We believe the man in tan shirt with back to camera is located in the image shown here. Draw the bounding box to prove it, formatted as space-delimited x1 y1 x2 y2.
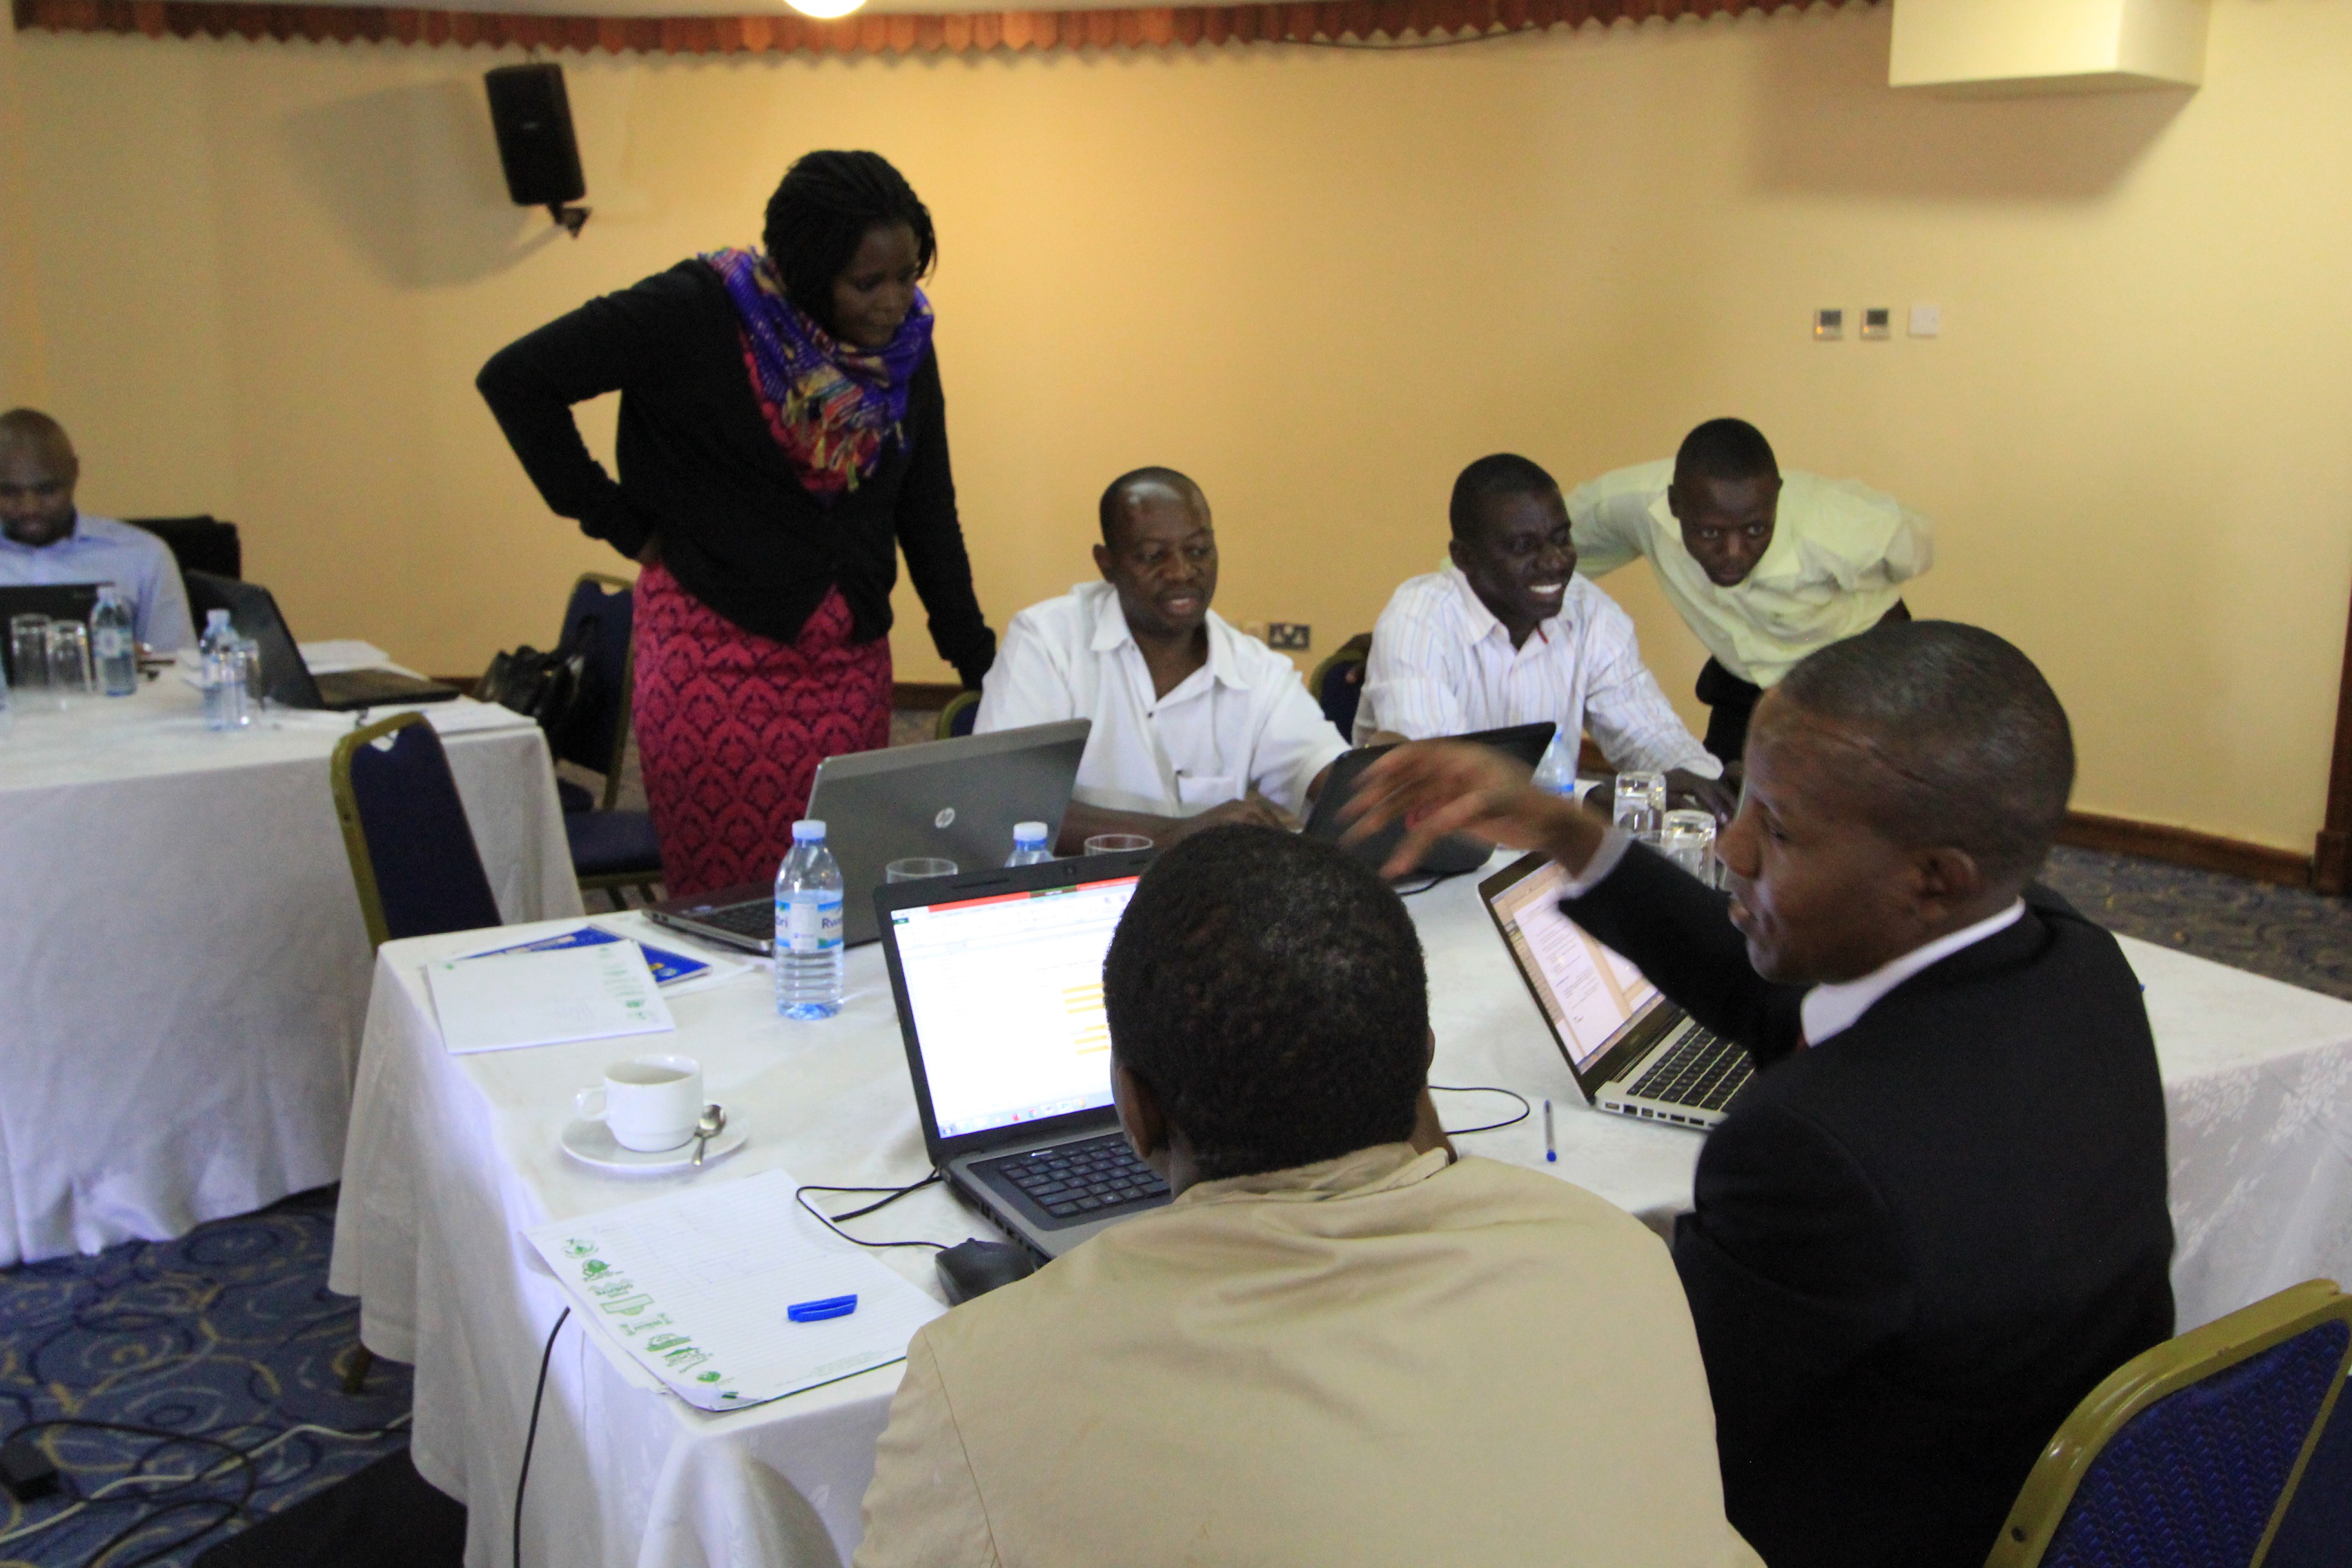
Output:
853 825 1759 1568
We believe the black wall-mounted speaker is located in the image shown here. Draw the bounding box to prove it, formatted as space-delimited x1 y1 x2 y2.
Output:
484 63 586 212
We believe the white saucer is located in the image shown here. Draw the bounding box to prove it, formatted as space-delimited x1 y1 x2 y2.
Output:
560 1115 746 1174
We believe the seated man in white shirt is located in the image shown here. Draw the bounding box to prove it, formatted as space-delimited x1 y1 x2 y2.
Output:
1357 452 1731 817
1568 418 1931 768
975 467 1349 851
854 825 1760 1568
0 408 195 652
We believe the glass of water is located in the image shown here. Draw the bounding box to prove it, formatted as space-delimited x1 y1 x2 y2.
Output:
1083 834 1154 855
45 621 93 708
884 858 959 883
10 614 51 693
235 637 264 725
1660 808 1718 886
1612 771 1667 841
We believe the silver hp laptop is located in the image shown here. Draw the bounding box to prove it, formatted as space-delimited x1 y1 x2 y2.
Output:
875 851 1170 1261
1481 852 1753 1130
645 719 1091 952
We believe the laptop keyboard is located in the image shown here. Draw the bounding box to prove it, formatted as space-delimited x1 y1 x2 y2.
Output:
1627 1027 1754 1113
979 1132 1171 1220
674 901 771 939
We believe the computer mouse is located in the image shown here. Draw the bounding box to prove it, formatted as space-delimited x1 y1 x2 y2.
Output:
935 1239 1037 1305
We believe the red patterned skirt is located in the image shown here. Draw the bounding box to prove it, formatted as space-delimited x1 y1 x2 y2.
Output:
633 562 893 897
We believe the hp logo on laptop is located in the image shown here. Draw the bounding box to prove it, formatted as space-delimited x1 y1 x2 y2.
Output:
935 808 956 829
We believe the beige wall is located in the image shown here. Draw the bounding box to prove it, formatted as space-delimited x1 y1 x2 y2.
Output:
4 2 2348 851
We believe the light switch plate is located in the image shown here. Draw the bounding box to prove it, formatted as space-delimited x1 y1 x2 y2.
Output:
1814 308 1844 341
1909 304 1942 338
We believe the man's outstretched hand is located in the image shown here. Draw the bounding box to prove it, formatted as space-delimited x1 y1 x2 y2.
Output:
1665 768 1739 824
1338 741 1607 881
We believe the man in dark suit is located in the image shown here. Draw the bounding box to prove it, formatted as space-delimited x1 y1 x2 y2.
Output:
1344 621 2173 1568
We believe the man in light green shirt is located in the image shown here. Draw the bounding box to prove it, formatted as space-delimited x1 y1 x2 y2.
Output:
1568 418 1932 766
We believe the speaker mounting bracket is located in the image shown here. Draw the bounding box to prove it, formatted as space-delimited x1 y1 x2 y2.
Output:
547 203 590 239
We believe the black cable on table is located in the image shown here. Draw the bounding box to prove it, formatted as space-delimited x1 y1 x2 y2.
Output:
1431 1083 1533 1136
514 1305 570 1568
795 1171 950 1251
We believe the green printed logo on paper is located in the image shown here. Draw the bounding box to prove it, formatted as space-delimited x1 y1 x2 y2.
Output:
699 1373 725 1384
580 1259 612 1278
561 1239 597 1258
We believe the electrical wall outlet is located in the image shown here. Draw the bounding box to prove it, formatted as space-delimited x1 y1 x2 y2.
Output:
1267 623 1312 651
1814 307 1844 341
1861 307 1892 340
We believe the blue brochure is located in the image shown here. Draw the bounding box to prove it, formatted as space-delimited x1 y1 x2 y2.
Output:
466 924 710 987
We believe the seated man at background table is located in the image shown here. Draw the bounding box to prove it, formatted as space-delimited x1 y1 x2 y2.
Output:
1344 621 2172 1568
975 467 1348 852
854 825 1759 1568
0 408 194 652
1356 452 1731 817
1568 419 1931 768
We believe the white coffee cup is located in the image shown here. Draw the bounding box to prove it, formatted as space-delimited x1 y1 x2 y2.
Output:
575 1054 703 1153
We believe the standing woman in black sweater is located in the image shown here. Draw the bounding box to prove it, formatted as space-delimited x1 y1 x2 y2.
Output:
479 151 996 897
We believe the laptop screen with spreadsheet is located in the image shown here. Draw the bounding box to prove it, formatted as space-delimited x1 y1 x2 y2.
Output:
887 875 1141 1140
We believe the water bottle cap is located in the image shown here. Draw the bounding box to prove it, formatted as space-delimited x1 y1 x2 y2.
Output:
206 609 232 629
96 583 120 604
1013 821 1048 843
791 820 826 843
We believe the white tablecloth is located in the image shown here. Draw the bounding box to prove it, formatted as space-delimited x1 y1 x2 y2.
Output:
328 869 2352 1568
0 679 581 1266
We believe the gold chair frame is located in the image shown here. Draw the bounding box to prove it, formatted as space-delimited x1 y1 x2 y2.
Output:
329 710 434 954
1987 1277 2352 1568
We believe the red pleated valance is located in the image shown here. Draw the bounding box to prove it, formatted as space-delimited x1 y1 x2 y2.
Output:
11 0 1864 55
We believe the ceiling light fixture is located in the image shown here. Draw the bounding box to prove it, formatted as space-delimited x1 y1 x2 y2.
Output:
786 0 866 16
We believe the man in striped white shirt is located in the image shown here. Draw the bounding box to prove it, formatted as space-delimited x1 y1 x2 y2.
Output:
1356 454 1732 818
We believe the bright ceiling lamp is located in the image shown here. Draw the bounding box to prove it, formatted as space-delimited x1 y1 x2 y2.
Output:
787 0 866 16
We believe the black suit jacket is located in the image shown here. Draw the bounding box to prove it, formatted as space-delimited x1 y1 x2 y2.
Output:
1564 848 2174 1568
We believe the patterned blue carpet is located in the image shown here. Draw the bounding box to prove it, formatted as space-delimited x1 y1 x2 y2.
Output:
0 1188 413 1568
2041 846 2352 1002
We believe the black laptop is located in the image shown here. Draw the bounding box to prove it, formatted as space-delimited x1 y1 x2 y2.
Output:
184 572 457 711
875 849 1170 1261
1302 721 1557 876
0 583 103 684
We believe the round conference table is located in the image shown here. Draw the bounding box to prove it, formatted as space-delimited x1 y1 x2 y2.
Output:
0 674 580 1267
329 862 2352 1568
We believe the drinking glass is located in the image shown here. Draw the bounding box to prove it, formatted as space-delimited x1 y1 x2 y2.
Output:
1611 771 1667 842
235 637 264 725
1659 809 1718 886
1083 834 1153 855
45 621 93 708
10 614 50 693
884 858 959 883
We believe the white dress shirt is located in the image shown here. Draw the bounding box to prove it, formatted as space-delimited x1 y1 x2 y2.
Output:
1354 564 1719 779
0 511 195 650
1800 899 2026 1045
975 580 1350 818
1568 461 1932 688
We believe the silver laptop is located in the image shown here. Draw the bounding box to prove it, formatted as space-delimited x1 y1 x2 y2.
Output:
645 719 1091 952
875 851 1171 1261
1480 852 1754 1130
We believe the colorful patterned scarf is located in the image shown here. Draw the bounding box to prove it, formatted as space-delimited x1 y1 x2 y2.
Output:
702 246 934 501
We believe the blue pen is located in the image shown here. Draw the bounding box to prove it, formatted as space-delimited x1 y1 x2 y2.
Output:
788 1294 858 1323
1543 1099 1556 1163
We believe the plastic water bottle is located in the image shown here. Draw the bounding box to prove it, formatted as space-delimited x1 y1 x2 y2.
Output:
1005 822 1053 867
1532 729 1579 797
0 666 12 741
775 820 844 1021
91 586 137 697
199 609 244 731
